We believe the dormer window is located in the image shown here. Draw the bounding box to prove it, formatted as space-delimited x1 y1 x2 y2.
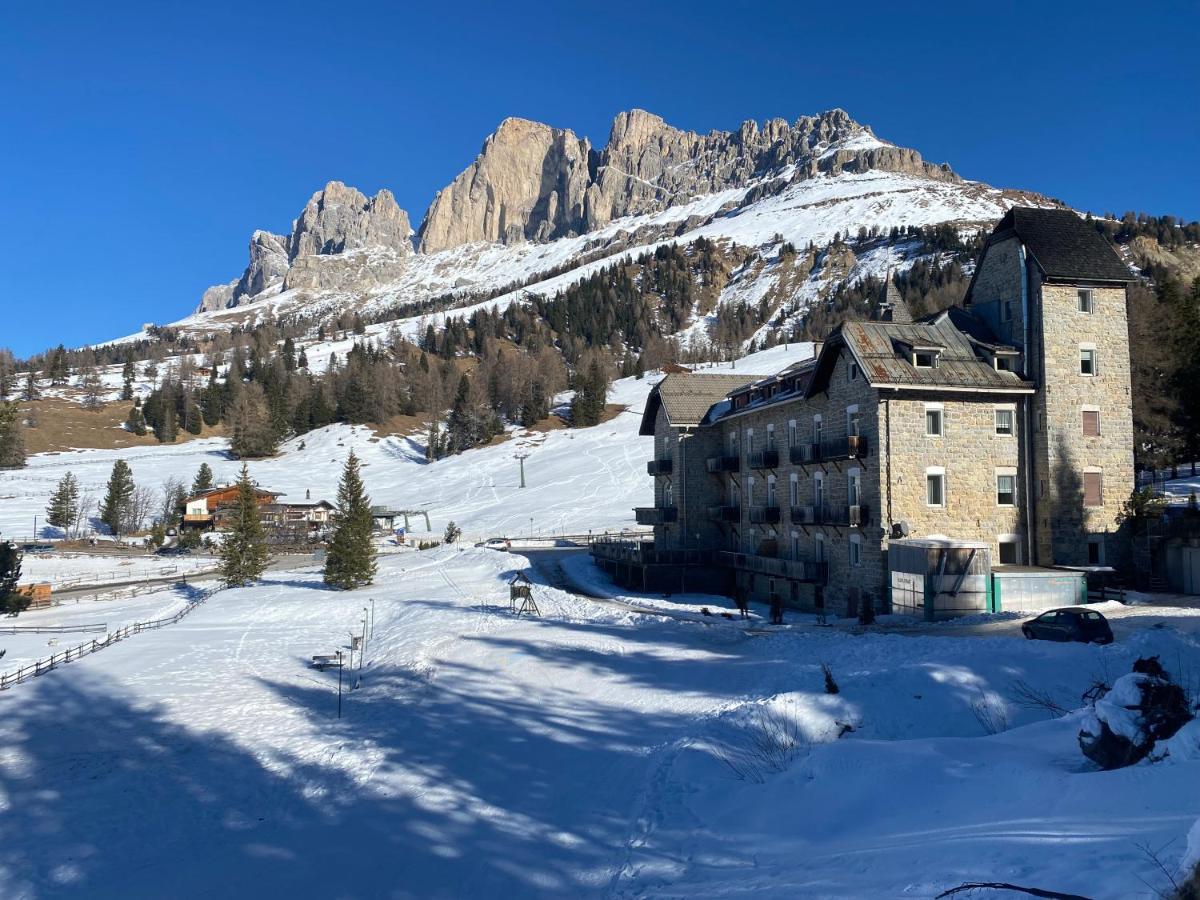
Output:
914 350 938 368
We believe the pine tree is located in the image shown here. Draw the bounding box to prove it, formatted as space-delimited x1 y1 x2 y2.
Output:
219 464 270 587
226 383 277 458
99 459 136 537
0 541 28 616
125 402 147 436
192 463 214 495
120 355 136 401
46 471 79 531
0 402 26 469
80 369 105 409
323 451 377 590
297 347 309 369
22 371 38 401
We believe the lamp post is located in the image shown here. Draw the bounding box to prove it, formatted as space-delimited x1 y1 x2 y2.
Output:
529 517 534 540
336 650 344 718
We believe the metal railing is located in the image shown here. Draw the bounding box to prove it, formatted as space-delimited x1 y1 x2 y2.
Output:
788 504 869 526
789 435 869 464
646 458 673 476
634 507 678 525
749 505 781 524
748 449 780 469
707 504 740 522
716 552 827 582
706 455 740 474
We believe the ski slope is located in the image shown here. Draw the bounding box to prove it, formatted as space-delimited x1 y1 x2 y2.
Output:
0 547 1196 898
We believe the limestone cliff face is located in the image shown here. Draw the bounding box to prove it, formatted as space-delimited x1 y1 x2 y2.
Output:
416 109 957 253
417 118 593 253
584 108 956 230
288 181 412 261
197 181 413 310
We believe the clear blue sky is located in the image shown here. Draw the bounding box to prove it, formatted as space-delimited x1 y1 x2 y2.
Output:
2 0 1197 358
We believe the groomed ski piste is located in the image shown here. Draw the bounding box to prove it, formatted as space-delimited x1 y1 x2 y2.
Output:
2 344 1199 898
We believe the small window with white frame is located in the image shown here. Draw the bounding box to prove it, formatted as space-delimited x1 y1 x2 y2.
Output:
788 419 797 448
789 473 799 507
846 404 860 437
925 403 944 437
766 424 775 449
926 466 946 507
1077 289 1094 314
994 406 1015 436
914 350 938 368
1079 346 1098 376
849 533 862 567
997 535 1021 565
996 469 1017 506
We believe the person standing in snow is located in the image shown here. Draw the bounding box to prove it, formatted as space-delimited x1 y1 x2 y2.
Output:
770 593 783 625
814 585 827 626
735 587 749 619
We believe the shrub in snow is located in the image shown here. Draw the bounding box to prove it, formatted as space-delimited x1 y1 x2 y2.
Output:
1078 658 1193 770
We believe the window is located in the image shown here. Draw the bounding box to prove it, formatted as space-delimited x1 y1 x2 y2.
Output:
789 473 799 507
849 361 860 381
1082 409 1101 437
766 424 775 449
925 404 943 437
846 405 861 438
767 475 777 507
998 538 1020 565
1079 348 1097 376
730 431 739 457
996 473 1016 506
848 468 861 507
813 472 825 510
788 419 797 448
914 351 938 368
1078 289 1094 313
849 534 862 567
1083 471 1103 507
994 408 1014 436
813 415 823 447
730 482 740 506
746 476 756 506
1087 536 1105 565
926 468 945 507
664 481 674 507
790 531 800 561
814 533 826 563
745 429 755 455
1000 299 1013 322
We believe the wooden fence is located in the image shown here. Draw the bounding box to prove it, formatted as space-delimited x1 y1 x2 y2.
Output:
0 586 219 691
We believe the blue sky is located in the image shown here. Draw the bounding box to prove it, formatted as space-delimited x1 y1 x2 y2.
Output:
2 0 1197 357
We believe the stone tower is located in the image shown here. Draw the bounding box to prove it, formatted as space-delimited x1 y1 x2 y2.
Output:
965 208 1135 567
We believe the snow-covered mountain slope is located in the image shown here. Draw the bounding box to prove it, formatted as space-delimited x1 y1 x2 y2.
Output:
0 344 809 543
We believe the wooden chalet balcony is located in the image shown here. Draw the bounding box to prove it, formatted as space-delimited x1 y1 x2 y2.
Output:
790 504 869 527
789 435 869 465
706 455 741 473
748 505 781 524
707 504 741 522
646 458 673 476
635 506 678 526
747 449 780 469
716 551 827 583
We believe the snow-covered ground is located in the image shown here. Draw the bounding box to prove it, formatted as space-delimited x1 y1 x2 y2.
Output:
0 546 1196 898
18 553 217 588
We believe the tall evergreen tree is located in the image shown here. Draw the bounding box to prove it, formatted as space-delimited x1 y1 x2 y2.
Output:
46 471 80 531
22 371 39 402
0 402 26 469
99 459 136 537
323 451 377 590
120 354 136 401
219 464 270 587
125 402 147 436
192 463 215 495
0 542 28 616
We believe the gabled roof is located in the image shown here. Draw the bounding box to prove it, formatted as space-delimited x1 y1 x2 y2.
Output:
808 310 1034 395
639 372 761 435
990 207 1134 284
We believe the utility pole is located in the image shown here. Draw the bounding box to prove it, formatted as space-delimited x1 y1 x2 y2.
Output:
515 452 528 488
336 650 344 718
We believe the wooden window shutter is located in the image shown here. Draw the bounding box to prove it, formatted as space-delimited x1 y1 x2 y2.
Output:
1083 471 1103 507
1082 410 1100 437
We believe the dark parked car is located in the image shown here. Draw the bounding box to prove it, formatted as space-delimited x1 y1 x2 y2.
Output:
1022 608 1113 644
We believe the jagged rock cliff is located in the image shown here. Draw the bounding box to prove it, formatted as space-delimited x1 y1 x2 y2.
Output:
199 181 413 310
417 118 593 253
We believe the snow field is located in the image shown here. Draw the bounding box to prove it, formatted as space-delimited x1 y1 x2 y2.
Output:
0 546 1196 897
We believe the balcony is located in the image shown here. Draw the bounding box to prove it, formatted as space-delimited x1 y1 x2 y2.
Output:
707 504 740 522
591 539 712 567
789 435 869 464
635 506 678 526
790 505 814 524
756 539 779 558
748 449 780 469
716 551 827 583
706 455 741 474
801 504 870 527
749 505 781 524
646 458 673 476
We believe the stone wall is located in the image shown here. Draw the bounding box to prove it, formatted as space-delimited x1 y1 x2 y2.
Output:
965 235 1026 349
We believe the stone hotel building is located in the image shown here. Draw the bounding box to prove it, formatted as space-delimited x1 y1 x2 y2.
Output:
593 208 1136 616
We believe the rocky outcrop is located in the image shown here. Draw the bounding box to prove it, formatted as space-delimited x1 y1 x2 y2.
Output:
282 247 409 293
197 182 413 311
289 181 412 261
418 118 593 253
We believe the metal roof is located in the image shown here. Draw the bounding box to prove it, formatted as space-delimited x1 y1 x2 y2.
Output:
639 372 763 435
